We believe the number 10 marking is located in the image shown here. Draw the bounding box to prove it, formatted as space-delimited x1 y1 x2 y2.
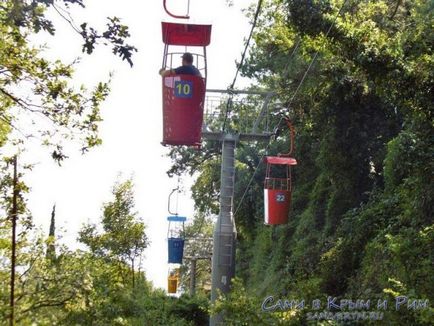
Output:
174 81 193 98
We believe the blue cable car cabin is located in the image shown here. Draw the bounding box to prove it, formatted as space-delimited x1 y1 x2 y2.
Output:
167 215 187 264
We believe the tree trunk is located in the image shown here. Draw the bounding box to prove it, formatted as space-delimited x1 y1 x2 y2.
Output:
131 259 135 289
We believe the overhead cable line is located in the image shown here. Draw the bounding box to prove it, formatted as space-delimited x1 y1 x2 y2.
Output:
222 0 264 131
230 0 263 90
282 38 302 80
234 0 349 217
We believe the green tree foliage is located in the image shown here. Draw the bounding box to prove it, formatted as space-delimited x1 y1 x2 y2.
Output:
211 278 289 325
0 173 209 325
170 0 433 324
0 0 136 162
79 178 149 288
0 1 214 324
178 213 213 295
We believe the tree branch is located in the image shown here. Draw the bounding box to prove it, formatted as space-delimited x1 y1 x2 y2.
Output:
19 293 76 315
390 0 402 20
52 3 82 35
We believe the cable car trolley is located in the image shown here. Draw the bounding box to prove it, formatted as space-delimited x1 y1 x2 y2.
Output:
264 118 297 225
161 22 212 147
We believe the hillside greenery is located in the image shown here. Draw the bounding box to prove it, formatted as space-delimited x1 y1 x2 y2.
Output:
0 0 432 325
171 0 433 324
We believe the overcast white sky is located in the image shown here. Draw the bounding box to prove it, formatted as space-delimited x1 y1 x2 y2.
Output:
20 0 255 290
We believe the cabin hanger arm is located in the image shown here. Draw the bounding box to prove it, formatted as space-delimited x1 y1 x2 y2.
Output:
163 0 190 19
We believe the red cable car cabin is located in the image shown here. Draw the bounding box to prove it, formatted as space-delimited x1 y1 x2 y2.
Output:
264 118 297 225
161 22 212 147
264 156 297 225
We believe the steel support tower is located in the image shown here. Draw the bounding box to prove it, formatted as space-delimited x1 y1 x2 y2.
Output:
203 89 274 326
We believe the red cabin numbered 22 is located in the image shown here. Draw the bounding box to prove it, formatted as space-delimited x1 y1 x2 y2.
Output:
264 156 297 225
263 118 297 225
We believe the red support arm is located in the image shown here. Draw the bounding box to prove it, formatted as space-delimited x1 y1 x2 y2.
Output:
163 0 190 19
279 117 295 157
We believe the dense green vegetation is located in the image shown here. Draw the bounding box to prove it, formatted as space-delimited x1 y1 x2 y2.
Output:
171 0 433 324
0 1 208 325
0 175 208 325
0 0 432 325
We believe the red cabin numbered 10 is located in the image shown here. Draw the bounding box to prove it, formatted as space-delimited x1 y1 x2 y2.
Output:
161 22 212 147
